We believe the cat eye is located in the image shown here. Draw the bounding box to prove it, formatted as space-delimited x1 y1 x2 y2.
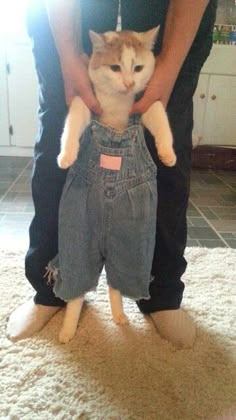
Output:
110 65 121 72
134 65 144 72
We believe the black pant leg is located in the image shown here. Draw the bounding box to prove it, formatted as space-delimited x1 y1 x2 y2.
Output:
138 74 199 313
25 2 68 306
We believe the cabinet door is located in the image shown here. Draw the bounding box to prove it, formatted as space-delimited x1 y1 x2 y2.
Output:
193 74 209 145
203 75 236 146
0 47 10 146
7 44 38 148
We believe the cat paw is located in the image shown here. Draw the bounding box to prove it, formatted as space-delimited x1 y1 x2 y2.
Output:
58 327 77 344
158 149 177 167
113 313 129 325
57 153 76 169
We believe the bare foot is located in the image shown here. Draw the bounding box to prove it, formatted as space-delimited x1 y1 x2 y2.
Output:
113 313 129 325
150 308 196 349
6 299 61 342
58 325 77 344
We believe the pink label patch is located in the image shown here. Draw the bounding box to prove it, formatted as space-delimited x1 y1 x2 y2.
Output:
100 154 122 171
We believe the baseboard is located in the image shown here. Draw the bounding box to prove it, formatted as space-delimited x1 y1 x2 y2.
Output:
0 147 33 157
192 146 236 170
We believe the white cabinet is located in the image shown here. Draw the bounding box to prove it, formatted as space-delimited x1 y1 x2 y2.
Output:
193 45 236 147
0 47 10 146
7 44 38 148
204 75 236 146
0 42 38 156
193 74 209 144
193 74 236 146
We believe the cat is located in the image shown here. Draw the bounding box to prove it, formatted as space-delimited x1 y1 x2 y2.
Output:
54 27 176 343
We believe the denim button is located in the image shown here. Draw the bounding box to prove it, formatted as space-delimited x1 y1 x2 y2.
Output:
105 187 115 199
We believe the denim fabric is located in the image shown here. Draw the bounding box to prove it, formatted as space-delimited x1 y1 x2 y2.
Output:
49 116 157 301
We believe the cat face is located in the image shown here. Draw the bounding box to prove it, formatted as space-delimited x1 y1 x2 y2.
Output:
88 27 159 96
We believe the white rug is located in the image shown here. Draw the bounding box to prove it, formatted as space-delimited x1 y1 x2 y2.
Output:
0 247 235 420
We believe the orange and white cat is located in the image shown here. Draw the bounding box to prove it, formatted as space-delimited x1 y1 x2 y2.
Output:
56 27 176 343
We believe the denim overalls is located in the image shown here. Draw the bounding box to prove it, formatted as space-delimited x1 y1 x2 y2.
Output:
48 115 157 301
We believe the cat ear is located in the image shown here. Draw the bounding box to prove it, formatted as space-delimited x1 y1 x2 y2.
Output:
89 30 106 52
141 26 160 50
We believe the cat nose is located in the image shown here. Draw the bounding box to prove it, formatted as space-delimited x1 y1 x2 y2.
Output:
124 80 135 89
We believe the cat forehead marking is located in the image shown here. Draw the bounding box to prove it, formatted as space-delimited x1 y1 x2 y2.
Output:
105 31 143 52
121 45 136 70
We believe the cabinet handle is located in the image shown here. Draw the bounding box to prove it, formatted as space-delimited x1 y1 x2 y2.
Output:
211 95 217 100
200 93 205 99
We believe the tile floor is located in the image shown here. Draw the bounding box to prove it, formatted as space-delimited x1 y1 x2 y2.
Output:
0 156 235 249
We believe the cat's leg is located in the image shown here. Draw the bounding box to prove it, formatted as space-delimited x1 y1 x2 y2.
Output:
142 101 176 166
57 96 91 169
109 286 129 325
59 296 84 343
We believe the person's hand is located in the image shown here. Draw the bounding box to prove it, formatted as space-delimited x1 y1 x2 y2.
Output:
60 51 102 114
131 57 177 114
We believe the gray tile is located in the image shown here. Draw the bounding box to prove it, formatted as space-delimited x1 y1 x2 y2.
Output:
214 199 236 207
221 232 235 239
0 203 27 212
14 175 31 186
188 227 220 240
188 217 210 227
23 164 33 172
0 156 30 169
1 192 19 202
24 204 34 212
2 213 33 224
189 191 199 199
197 207 219 220
214 170 236 183
199 174 224 185
198 239 227 248
210 206 236 216
210 220 236 233
220 193 236 204
192 186 233 196
191 196 223 206
187 208 202 217
9 183 31 193
187 217 193 227
224 240 236 249
0 172 20 182
0 182 12 194
187 239 200 247
14 192 32 206
215 213 236 220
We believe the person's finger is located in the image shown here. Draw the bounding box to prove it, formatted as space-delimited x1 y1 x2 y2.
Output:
64 78 102 114
131 96 153 114
80 90 103 115
64 83 75 106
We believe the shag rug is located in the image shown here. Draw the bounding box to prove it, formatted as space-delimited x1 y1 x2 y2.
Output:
0 247 235 420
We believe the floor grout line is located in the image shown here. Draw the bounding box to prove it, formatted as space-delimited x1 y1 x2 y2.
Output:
189 199 230 248
0 160 32 204
209 169 236 193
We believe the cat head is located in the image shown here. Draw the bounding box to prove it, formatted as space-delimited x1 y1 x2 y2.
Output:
88 27 159 96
